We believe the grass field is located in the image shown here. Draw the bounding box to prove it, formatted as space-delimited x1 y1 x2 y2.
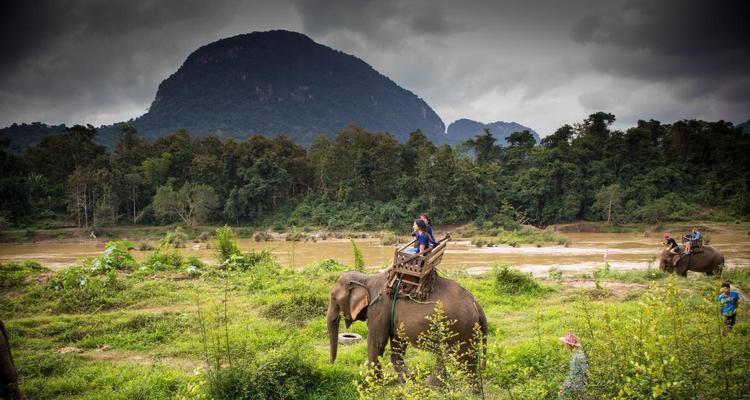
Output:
1 230 748 399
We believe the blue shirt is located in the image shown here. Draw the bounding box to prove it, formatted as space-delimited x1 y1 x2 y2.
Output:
414 231 430 251
426 225 439 247
717 291 740 316
692 232 702 240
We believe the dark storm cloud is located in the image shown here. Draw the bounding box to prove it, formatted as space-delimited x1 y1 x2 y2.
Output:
572 0 750 103
292 0 462 46
0 0 277 125
0 0 746 134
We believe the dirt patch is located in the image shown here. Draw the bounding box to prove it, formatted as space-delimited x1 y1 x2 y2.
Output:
556 279 648 298
80 348 202 372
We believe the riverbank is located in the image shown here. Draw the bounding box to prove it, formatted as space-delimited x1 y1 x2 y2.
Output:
3 219 747 245
2 223 749 274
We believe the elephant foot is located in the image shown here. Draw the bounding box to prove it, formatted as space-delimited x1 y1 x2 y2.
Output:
395 370 413 383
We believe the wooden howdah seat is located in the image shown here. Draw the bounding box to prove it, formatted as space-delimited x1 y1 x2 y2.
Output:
388 233 451 297
683 235 703 253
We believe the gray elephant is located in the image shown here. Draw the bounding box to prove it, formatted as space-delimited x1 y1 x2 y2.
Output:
1 319 25 400
659 246 725 277
327 270 487 385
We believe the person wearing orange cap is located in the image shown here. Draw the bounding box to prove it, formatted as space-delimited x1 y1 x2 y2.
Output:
558 332 588 399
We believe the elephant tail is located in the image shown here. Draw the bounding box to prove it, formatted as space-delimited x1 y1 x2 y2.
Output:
475 301 488 369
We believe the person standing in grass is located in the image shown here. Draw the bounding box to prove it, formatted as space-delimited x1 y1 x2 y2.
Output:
558 332 588 399
718 282 741 332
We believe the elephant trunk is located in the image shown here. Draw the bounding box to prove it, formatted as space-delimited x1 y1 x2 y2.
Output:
327 299 340 363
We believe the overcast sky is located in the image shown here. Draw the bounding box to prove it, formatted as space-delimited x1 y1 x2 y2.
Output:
1 0 748 136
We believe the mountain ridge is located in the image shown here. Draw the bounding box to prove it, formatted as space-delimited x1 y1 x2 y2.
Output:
442 118 540 146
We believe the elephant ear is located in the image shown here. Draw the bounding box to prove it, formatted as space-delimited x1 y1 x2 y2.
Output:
348 284 369 320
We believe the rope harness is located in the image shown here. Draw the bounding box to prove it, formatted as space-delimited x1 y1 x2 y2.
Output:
390 276 402 337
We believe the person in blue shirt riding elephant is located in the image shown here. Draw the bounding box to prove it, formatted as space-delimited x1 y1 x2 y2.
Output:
405 219 431 255
684 227 702 254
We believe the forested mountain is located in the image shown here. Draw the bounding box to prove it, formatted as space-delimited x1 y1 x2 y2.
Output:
1 113 748 230
123 30 445 144
442 119 540 146
0 123 69 152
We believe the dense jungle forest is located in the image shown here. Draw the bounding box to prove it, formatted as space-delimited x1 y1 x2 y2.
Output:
1 112 749 231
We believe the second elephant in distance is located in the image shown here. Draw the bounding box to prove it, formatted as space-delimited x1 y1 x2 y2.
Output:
327 270 487 385
659 246 725 276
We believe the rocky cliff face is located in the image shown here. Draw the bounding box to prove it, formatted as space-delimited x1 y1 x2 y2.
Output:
130 30 445 143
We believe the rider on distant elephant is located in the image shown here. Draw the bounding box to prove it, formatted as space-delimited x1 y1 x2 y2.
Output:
684 227 702 254
664 233 679 254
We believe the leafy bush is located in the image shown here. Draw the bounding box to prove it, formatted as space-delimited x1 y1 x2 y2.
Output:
259 288 328 325
207 352 320 400
493 266 542 295
160 226 188 248
301 259 347 277
220 251 274 272
285 230 307 242
88 241 137 273
350 239 365 271
721 265 749 285
48 268 128 312
0 260 47 287
577 282 750 399
146 245 184 271
214 225 241 263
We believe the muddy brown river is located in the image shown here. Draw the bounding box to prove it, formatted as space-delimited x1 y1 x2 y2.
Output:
1 229 749 276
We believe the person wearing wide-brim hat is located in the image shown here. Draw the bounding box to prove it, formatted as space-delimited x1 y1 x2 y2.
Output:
558 332 588 399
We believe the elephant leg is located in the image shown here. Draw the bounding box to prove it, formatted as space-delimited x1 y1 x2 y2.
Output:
457 343 484 395
425 350 447 388
390 336 411 382
367 331 388 380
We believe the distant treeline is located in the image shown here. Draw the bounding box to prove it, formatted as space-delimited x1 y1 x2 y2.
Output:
0 112 748 230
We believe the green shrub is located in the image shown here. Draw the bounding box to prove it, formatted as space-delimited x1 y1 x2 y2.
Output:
350 239 365 271
207 352 320 400
493 266 542 294
89 241 137 273
48 268 128 312
160 227 188 248
146 246 184 271
0 260 47 287
214 225 241 263
259 289 328 325
285 229 307 242
138 242 155 251
221 251 274 272
577 282 750 399
302 259 347 276
722 266 750 287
